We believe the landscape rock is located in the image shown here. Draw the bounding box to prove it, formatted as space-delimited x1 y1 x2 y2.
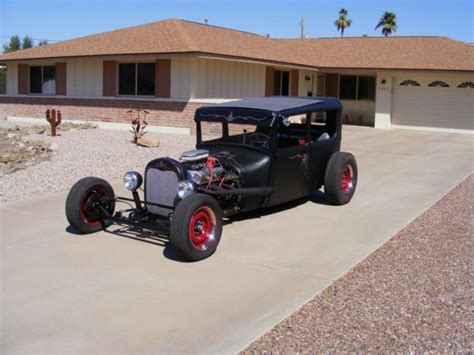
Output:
137 137 160 148
0 125 53 174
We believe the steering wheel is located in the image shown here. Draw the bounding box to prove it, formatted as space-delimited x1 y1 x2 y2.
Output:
248 132 271 149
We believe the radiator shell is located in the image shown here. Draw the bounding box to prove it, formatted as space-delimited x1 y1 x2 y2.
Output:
144 158 186 217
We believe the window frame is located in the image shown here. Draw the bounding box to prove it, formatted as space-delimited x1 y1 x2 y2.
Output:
357 76 376 101
29 65 56 95
427 80 450 88
457 81 474 88
399 79 421 87
339 74 376 101
339 75 357 100
117 62 156 97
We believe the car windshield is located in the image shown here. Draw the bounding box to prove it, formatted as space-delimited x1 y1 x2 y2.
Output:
200 122 273 151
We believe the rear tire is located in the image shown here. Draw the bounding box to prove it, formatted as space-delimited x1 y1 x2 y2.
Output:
65 177 115 234
170 193 223 261
324 152 358 205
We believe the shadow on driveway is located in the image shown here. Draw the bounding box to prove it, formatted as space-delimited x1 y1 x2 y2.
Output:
64 189 333 262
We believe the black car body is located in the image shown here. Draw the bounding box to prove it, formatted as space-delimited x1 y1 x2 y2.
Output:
66 97 358 261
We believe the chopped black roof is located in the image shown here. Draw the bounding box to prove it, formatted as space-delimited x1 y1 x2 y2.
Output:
208 97 323 111
203 96 342 112
195 96 342 127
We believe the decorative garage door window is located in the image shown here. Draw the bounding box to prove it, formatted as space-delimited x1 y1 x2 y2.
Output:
399 79 420 86
428 80 450 87
457 81 474 88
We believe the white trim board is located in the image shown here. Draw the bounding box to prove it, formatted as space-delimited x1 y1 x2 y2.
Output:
391 124 473 135
6 116 191 135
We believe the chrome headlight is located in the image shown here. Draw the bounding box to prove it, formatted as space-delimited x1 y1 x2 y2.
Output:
177 180 194 199
123 171 143 191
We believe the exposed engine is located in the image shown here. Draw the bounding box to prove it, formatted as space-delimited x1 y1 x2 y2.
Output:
180 149 239 190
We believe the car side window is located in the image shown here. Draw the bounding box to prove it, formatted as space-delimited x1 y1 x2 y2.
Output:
277 114 308 148
309 111 335 143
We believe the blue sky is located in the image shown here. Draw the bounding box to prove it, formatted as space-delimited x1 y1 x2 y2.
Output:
1 0 473 48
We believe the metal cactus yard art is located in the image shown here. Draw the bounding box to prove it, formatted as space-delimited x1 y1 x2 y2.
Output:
45 109 62 136
128 109 149 144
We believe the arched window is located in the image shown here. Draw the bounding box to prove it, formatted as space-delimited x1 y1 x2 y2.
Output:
428 81 450 87
457 81 474 88
400 80 421 87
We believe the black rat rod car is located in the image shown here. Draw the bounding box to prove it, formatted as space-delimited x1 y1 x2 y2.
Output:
66 97 358 261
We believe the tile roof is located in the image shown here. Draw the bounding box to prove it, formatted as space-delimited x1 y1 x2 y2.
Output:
0 19 472 71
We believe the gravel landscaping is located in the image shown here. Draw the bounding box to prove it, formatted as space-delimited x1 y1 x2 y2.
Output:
0 120 195 202
243 175 473 353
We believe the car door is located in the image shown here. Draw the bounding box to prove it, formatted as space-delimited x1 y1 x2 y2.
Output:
269 121 311 206
307 111 340 190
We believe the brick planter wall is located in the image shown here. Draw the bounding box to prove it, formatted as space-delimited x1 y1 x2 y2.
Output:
0 97 205 132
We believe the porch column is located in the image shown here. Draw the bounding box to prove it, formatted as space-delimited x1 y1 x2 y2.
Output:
374 74 393 129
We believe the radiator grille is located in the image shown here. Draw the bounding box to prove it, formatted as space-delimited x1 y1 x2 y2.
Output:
145 168 179 216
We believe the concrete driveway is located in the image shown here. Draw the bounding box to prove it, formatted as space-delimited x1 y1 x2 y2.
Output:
1 127 473 354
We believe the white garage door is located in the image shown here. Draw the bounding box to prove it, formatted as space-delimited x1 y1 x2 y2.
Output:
392 82 474 131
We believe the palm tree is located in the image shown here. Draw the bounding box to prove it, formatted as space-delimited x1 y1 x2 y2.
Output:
334 8 352 37
375 11 398 36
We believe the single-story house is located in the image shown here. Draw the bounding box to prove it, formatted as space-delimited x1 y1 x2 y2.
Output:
0 18 473 134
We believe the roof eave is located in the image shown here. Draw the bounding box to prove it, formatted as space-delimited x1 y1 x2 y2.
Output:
0 51 322 71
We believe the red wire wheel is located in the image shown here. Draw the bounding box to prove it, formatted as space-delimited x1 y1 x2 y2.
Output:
341 165 355 193
66 177 115 234
323 152 358 205
79 187 110 227
170 193 223 261
188 206 217 251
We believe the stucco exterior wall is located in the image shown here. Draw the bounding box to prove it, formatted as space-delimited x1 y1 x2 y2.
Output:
191 58 266 99
66 59 103 97
374 73 393 129
0 56 309 131
171 57 193 99
6 63 18 95
298 70 317 97
316 71 377 126
341 99 376 126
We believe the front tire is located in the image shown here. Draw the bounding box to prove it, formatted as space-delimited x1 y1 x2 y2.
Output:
170 193 223 261
324 152 358 205
65 177 115 234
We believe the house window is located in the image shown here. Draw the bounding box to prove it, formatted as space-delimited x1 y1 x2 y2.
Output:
428 80 450 88
30 65 56 94
339 75 375 101
457 81 474 88
358 76 376 100
273 70 290 96
118 63 155 96
339 75 357 100
400 79 421 86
